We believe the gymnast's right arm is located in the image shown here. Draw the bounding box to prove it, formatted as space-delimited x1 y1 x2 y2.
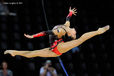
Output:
24 32 45 39
24 30 54 39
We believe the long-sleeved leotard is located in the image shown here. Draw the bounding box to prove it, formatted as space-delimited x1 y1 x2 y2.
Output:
31 11 74 55
32 10 73 39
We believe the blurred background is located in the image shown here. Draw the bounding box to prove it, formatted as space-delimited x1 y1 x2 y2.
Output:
0 0 113 76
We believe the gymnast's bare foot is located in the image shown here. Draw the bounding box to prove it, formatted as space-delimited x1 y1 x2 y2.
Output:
4 50 16 57
97 25 110 34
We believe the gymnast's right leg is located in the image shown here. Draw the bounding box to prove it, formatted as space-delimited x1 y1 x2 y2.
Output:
4 48 59 58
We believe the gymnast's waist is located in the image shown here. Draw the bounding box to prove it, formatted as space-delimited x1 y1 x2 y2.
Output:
50 39 64 55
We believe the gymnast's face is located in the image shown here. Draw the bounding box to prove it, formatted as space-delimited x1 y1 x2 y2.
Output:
71 28 76 34
67 28 76 39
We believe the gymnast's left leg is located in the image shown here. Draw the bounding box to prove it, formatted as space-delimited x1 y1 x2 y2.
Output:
57 25 110 53
4 48 59 58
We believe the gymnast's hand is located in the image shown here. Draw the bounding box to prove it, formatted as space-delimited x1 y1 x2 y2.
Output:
24 34 33 39
69 7 77 16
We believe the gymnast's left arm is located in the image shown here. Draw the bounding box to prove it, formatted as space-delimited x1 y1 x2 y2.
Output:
64 7 77 27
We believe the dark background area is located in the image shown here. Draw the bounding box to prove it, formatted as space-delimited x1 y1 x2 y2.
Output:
0 0 114 76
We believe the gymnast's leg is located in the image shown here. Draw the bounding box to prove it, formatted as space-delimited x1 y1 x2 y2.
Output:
58 25 110 53
4 48 59 58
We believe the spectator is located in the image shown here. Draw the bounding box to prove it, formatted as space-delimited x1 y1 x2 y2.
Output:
0 61 13 76
0 0 9 15
40 60 57 76
0 0 16 16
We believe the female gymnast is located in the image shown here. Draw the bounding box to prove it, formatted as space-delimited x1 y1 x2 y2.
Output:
4 7 110 58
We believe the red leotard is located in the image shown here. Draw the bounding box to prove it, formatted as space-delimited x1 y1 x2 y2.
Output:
50 39 64 55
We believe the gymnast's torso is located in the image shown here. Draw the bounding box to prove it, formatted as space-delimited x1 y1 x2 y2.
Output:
52 25 69 39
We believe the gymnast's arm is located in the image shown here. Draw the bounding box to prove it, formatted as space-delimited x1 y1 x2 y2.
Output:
24 34 33 39
24 32 46 39
24 30 54 39
64 7 77 27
